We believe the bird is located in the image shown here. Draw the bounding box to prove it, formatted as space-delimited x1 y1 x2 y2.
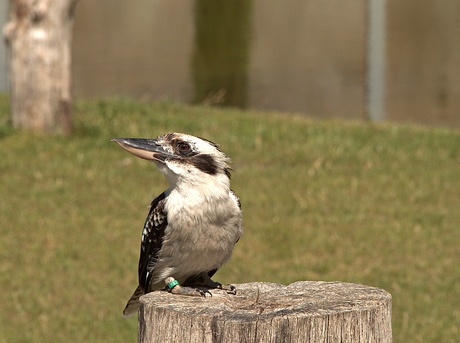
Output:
112 133 243 317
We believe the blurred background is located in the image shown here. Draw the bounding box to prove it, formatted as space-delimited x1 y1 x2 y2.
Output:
1 0 459 127
1 1 459 342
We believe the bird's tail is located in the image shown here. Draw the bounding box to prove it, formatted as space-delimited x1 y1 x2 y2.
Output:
123 285 144 317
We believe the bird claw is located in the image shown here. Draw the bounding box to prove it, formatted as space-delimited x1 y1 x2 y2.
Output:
173 274 237 296
167 283 212 298
199 289 213 297
216 282 237 295
227 285 237 295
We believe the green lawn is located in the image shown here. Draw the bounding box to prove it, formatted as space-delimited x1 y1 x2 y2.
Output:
0 96 458 342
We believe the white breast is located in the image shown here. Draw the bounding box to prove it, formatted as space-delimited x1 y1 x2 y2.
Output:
150 186 242 286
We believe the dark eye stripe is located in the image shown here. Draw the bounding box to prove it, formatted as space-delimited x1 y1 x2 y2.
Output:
189 154 219 175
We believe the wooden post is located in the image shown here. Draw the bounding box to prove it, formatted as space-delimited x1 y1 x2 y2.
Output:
138 281 392 343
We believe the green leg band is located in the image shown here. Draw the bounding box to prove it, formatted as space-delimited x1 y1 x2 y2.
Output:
166 279 180 292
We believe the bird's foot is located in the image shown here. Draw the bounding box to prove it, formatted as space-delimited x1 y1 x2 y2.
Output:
164 277 211 297
171 285 212 297
215 282 237 295
183 273 237 295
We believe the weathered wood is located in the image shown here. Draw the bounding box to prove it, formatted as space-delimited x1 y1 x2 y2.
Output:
139 281 392 343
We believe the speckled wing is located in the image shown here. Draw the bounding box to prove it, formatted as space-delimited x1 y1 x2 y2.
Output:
138 191 168 292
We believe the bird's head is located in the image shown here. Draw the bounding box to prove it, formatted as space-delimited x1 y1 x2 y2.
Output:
112 133 232 186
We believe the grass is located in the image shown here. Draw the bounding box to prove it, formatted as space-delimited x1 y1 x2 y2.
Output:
0 95 459 342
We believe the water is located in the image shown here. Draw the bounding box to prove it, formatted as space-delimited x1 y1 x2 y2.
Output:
3 0 459 127
72 0 368 120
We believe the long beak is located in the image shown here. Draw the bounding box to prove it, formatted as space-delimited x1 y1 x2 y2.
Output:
111 138 172 162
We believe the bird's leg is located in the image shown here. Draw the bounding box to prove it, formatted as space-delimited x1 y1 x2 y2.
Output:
164 277 211 297
183 272 237 295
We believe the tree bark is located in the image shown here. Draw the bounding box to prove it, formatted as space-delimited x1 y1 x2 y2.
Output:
138 281 392 343
3 0 79 134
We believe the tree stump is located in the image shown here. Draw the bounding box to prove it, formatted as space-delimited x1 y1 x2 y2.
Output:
138 281 392 343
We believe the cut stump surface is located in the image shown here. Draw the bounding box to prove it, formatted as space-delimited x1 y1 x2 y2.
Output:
139 281 392 343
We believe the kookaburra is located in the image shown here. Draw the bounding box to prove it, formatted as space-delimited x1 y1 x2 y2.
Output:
112 133 243 317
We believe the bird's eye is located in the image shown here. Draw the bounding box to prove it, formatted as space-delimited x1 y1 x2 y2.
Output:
177 142 191 155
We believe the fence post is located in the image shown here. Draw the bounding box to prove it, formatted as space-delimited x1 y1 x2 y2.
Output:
138 281 392 342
